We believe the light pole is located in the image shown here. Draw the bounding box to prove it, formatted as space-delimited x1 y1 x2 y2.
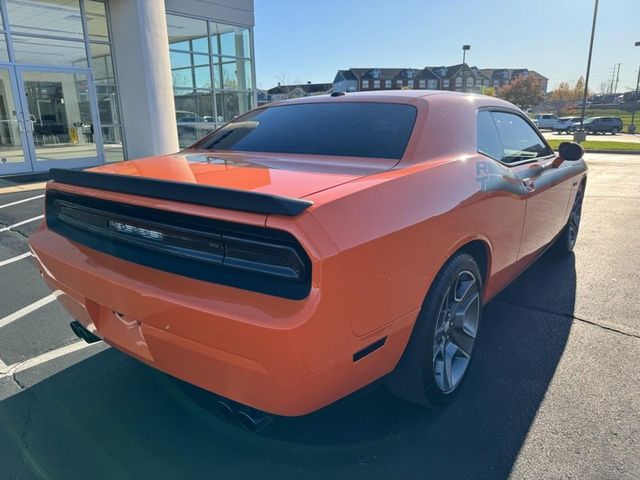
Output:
462 45 470 64
575 0 599 143
630 41 640 133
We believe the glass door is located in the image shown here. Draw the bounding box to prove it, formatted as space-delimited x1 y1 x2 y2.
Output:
16 66 103 173
0 66 32 175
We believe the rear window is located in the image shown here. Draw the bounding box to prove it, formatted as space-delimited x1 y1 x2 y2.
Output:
196 102 417 160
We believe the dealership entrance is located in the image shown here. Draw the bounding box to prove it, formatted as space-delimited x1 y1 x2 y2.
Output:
0 0 125 177
0 64 102 174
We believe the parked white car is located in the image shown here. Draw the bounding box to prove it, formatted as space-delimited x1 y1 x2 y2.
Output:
531 114 558 130
553 116 582 133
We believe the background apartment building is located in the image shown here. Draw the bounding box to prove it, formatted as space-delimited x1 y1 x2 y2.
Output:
334 64 548 95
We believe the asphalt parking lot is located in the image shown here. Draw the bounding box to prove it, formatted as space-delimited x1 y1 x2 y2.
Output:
0 154 638 480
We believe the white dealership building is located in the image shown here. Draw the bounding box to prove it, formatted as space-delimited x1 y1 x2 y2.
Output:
0 0 256 176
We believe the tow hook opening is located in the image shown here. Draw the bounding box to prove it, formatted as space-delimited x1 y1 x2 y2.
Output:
70 320 102 344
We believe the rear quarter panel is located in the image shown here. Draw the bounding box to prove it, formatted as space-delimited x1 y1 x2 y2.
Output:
308 155 527 336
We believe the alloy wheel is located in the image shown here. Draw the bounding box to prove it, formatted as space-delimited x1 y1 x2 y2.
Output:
568 186 584 247
432 270 480 393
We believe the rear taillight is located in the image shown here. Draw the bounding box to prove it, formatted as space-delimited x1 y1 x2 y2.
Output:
46 191 311 299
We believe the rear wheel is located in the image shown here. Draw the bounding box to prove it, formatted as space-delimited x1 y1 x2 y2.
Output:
384 252 482 407
611 127 619 135
555 182 585 253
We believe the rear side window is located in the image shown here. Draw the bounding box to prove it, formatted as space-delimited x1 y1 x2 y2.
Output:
197 102 417 160
476 111 503 160
490 112 553 163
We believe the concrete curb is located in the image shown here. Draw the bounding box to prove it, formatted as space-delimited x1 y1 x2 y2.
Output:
582 149 640 155
0 182 47 195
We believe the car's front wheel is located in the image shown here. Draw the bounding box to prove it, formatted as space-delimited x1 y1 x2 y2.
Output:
555 182 585 253
384 252 482 407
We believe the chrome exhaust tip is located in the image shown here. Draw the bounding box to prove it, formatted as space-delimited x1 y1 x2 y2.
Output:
236 408 273 432
215 400 235 422
69 320 101 344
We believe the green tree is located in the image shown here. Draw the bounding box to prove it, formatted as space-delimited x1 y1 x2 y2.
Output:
547 77 587 116
481 86 496 97
496 75 544 109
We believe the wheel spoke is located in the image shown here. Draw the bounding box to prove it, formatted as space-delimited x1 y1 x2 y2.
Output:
454 290 480 338
454 274 476 304
450 328 474 357
442 340 454 391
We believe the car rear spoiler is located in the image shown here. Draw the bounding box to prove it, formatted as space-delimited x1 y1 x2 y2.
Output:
48 168 313 216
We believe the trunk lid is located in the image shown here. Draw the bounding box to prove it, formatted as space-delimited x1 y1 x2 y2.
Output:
89 150 394 199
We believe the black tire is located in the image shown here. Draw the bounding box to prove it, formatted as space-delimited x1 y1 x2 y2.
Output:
384 252 483 408
554 182 585 253
611 128 619 135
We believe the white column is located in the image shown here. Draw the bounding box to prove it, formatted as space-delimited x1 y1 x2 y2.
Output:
108 0 178 159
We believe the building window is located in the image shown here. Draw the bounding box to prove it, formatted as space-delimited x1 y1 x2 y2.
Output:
407 80 414 88
456 77 463 87
407 70 414 79
428 79 437 89
362 79 369 88
419 79 426 88
443 79 449 88
167 14 255 147
466 77 474 88
373 79 380 89
484 79 489 86
385 80 391 88
396 80 403 88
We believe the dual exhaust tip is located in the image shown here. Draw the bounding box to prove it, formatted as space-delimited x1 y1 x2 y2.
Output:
215 399 273 432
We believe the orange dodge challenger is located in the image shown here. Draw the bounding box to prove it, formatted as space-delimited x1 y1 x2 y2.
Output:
29 91 587 426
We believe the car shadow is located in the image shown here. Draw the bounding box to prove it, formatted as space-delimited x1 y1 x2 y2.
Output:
0 250 576 480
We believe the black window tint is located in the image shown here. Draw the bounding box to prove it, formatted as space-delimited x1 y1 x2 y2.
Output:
491 112 552 163
197 102 417 160
476 110 503 160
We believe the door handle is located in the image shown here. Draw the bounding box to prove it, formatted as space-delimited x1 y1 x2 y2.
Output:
522 177 535 192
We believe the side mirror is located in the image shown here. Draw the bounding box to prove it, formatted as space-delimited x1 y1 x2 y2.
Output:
558 142 584 161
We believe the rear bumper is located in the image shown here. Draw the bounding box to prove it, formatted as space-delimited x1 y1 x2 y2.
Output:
30 225 416 416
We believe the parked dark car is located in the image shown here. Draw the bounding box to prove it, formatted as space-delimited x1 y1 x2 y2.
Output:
582 117 623 134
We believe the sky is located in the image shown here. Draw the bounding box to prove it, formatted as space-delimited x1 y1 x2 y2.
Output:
253 0 640 93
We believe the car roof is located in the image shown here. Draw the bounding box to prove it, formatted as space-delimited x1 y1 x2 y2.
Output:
269 89 482 106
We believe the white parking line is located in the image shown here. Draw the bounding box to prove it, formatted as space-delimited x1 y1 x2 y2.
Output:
0 341 103 378
0 194 44 210
0 215 44 233
0 252 32 268
0 292 58 329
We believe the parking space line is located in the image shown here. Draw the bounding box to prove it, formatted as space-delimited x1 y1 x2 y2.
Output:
0 341 102 378
0 292 58 329
0 357 8 372
0 215 44 233
0 252 32 268
0 194 44 210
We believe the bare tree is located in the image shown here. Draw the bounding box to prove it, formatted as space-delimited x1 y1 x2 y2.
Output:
275 72 303 86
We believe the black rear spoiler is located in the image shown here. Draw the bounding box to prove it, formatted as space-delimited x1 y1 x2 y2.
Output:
48 168 313 216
